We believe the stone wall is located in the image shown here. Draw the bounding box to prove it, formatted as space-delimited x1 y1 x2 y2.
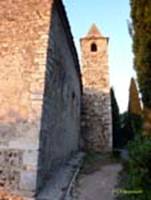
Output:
36 1 81 191
0 0 81 198
81 90 112 151
80 25 112 152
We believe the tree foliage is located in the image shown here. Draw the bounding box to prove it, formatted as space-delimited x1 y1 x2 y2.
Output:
130 0 151 108
128 78 143 136
120 112 134 147
110 88 122 149
128 78 142 116
119 79 142 147
117 136 151 200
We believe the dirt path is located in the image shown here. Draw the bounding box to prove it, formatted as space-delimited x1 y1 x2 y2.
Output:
71 163 122 200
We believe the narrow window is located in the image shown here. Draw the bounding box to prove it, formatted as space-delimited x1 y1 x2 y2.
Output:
91 43 97 52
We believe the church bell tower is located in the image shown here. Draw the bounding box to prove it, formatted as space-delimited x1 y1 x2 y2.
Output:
80 24 112 151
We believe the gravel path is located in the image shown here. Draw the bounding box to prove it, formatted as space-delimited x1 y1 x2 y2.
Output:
71 163 122 200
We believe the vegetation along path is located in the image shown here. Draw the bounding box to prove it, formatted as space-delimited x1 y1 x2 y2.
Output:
70 153 122 200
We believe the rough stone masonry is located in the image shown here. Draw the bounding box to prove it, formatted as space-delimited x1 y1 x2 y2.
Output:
80 24 112 152
0 0 81 198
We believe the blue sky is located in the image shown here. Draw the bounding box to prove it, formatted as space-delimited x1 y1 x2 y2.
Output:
63 0 136 112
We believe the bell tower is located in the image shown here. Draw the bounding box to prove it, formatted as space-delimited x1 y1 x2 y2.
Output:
80 24 112 151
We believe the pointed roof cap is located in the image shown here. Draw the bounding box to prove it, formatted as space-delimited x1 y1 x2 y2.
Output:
87 23 102 37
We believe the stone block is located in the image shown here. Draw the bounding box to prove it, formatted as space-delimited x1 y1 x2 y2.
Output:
0 166 20 190
22 150 38 168
19 170 37 192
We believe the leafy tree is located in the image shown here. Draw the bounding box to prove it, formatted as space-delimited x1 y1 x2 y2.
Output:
130 0 151 134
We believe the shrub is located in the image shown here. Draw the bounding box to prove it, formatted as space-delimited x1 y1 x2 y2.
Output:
117 136 151 200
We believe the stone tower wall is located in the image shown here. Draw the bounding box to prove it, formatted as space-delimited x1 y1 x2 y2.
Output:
80 28 112 152
0 0 81 198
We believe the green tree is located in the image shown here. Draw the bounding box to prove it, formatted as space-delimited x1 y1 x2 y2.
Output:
117 136 151 200
120 78 142 147
110 88 122 149
128 78 143 135
128 78 142 116
120 111 134 147
130 0 151 134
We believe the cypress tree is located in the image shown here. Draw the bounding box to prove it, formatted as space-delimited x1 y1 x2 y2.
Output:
120 111 134 147
128 77 142 136
128 77 142 116
110 88 122 150
130 0 151 134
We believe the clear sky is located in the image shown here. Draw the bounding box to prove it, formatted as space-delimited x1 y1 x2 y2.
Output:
63 0 136 113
